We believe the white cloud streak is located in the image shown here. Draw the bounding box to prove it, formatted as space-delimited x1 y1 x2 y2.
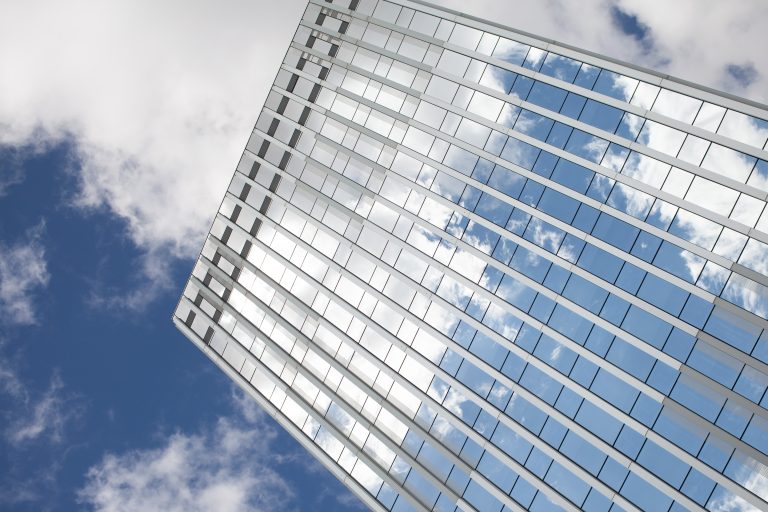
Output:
0 222 50 325
77 389 296 512
4 371 81 445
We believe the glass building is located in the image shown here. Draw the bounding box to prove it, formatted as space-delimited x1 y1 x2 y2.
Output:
173 0 768 510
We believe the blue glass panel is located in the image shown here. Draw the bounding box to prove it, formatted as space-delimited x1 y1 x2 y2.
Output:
653 241 705 283
578 244 624 282
575 400 622 444
491 237 518 265
417 442 454 482
715 401 750 437
591 368 638 413
637 440 690 489
530 294 556 323
586 174 615 202
616 262 645 294
523 217 565 253
403 469 440 508
540 417 567 447
630 231 662 262
512 323 541 354
699 436 732 472
579 99 624 133
630 393 661 427
540 53 581 83
549 304 594 344
606 337 655 381
560 92 587 119
593 69 636 102
519 364 562 406
488 381 513 410
582 490 612 512
518 180 545 207
469 331 508 370
670 374 725 422
539 189 580 224
534 334 577 374
687 343 741 388
525 447 552 478
592 214 639 251
511 477 537 508
514 110 554 141
620 472 672 512
599 294 630 326
680 469 716 506
558 234 585 263
472 158 494 184
598 457 628 491
543 263 569 293
653 408 706 455
479 65 517 94
703 306 761 353
622 305 672 349
555 386 583 418
615 425 644 458
563 274 608 314
551 158 594 194
463 221 499 255
491 420 533 463
510 246 550 282
585 325 614 357
475 192 513 226
601 143 630 172
574 64 600 89
638 273 688 316
572 203 600 233
742 414 768 453
545 462 590 506
679 294 712 329
478 452 517 493
647 360 679 395
546 121 573 149
488 164 526 198
496 274 536 311
532 150 559 178
560 430 606 475
459 184 482 211
506 208 532 235
440 349 463 376
616 112 645 141
501 137 541 169
510 75 534 101
528 81 568 111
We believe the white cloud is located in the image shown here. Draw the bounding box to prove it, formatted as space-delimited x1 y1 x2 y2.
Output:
4 371 82 445
77 389 295 512
0 222 50 325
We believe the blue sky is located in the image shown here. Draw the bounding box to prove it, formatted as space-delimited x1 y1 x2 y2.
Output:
0 0 765 510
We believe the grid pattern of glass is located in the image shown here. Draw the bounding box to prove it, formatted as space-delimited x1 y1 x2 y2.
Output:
173 1 768 511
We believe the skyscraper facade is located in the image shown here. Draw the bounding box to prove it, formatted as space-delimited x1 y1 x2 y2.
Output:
173 0 768 510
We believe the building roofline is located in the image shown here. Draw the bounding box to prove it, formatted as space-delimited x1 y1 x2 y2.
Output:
392 0 768 114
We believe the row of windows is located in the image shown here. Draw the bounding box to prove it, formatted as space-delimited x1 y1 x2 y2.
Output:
285 78 768 358
286 27 768 323
250 88 768 444
298 19 768 280
222 139 768 508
